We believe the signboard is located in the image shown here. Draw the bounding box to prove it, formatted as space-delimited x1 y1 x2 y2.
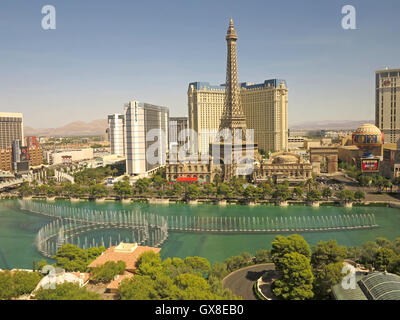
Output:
20 146 29 161
361 159 379 172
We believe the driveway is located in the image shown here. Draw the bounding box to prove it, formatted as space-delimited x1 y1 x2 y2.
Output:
222 263 275 300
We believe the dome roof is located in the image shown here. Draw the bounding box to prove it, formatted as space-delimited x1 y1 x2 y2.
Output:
352 123 383 146
272 154 299 164
353 123 382 135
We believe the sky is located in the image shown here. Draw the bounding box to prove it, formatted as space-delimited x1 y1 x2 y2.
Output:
0 0 399 128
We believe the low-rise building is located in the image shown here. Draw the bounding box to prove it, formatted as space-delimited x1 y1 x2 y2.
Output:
88 242 161 274
252 151 312 183
45 148 94 165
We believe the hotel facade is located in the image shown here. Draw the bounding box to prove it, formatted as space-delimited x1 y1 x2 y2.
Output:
124 101 169 176
0 112 24 149
188 79 288 155
108 114 125 156
376 68 400 143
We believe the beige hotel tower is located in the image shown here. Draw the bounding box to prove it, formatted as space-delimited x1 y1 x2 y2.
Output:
188 21 288 155
376 68 400 144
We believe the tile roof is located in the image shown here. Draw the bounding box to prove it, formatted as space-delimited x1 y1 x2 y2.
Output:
88 244 161 271
106 272 134 290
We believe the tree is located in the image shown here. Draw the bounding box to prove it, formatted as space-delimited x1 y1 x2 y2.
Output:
388 255 400 275
313 262 344 299
374 248 396 271
13 271 43 296
34 282 102 300
311 240 347 269
272 252 314 300
209 262 229 279
272 185 291 202
354 191 365 201
152 175 167 192
254 249 271 264
183 256 210 277
113 181 132 199
271 234 311 263
243 184 261 202
185 184 200 201
224 252 253 271
202 183 216 198
259 183 273 199
175 273 216 300
91 261 126 283
119 253 238 300
306 189 321 202
134 178 151 195
0 271 16 299
18 182 33 197
336 189 354 202
52 244 105 272
376 237 393 249
120 275 159 300
217 183 232 199
360 241 379 266
292 186 304 199
89 184 108 198
322 187 332 199
357 175 371 187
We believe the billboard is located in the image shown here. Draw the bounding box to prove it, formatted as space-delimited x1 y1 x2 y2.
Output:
361 159 379 172
20 146 29 161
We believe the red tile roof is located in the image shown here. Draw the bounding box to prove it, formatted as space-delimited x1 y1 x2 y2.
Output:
106 272 134 290
88 245 161 272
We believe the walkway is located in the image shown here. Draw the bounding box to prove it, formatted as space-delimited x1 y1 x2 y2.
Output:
222 263 275 300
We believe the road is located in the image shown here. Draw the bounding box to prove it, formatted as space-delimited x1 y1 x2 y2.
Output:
222 263 275 300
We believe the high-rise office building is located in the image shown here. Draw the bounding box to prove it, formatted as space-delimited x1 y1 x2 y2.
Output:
124 101 169 176
108 114 125 156
169 117 188 154
376 68 400 144
0 112 24 149
188 79 288 155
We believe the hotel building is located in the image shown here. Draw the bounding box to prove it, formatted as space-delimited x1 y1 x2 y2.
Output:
124 101 169 176
169 116 188 155
376 68 400 143
188 79 288 155
0 112 24 149
108 114 125 156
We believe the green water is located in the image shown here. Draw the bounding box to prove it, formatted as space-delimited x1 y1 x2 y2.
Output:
1 199 400 269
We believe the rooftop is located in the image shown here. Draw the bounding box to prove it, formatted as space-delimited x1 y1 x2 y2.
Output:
88 242 161 272
332 271 400 300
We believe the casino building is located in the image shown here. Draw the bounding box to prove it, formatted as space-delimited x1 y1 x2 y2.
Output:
338 123 383 173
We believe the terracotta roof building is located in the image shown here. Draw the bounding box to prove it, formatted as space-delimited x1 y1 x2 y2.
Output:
88 242 161 273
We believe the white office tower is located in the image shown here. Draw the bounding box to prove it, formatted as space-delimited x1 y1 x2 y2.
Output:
108 114 125 156
124 101 169 176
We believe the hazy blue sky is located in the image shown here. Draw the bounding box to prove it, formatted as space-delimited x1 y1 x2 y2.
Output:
1 0 399 128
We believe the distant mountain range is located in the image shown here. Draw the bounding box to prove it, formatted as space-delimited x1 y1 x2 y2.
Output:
289 120 374 130
24 119 108 137
24 118 375 137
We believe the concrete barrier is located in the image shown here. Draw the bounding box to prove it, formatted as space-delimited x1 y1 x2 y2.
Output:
148 198 170 205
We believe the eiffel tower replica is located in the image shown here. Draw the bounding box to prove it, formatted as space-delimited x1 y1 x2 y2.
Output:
211 19 258 181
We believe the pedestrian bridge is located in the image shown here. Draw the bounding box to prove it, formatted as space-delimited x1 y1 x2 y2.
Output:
0 178 25 190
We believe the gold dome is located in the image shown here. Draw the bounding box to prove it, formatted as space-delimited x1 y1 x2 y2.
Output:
352 123 383 146
353 123 382 135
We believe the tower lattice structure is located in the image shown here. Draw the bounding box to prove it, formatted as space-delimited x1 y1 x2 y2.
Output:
219 18 247 140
